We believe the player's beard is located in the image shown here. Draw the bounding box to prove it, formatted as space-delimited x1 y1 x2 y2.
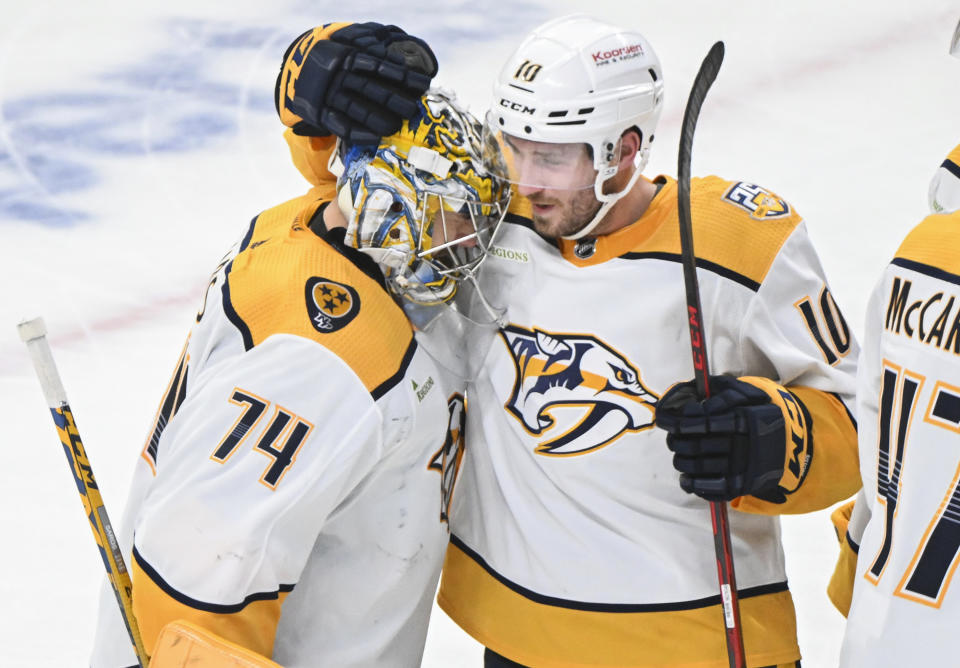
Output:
528 187 603 240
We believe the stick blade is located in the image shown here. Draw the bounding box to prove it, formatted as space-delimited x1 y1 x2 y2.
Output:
678 41 725 184
699 41 725 88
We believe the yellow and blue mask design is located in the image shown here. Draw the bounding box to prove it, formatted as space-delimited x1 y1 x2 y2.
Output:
336 90 510 306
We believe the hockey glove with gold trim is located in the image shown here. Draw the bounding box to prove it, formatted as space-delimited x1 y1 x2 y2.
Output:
275 22 438 143
654 375 812 503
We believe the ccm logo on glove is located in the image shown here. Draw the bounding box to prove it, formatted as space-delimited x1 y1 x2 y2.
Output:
275 22 438 144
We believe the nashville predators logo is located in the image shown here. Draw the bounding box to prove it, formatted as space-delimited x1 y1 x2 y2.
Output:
723 182 791 220
501 325 659 456
305 277 360 333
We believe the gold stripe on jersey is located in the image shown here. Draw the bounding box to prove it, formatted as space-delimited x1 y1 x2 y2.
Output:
827 499 858 617
948 144 960 166
732 385 860 515
893 210 960 277
223 196 414 395
132 549 290 660
553 176 802 286
438 539 800 668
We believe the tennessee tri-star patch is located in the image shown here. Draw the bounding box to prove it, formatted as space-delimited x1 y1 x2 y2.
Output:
305 277 360 333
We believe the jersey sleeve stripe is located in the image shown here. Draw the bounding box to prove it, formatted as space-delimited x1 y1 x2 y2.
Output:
371 337 418 400
131 546 292 658
846 530 860 554
217 213 265 352
829 390 858 430
620 251 761 292
943 157 960 180
132 545 294 613
239 215 258 252
892 257 960 287
220 260 255 351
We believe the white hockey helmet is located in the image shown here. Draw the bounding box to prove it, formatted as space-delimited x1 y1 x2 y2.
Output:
928 144 960 214
483 14 664 238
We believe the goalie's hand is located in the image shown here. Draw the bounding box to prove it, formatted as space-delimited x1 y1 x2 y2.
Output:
275 22 438 144
654 375 812 503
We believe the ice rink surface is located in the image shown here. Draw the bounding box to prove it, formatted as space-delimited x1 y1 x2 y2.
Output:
1 1 958 665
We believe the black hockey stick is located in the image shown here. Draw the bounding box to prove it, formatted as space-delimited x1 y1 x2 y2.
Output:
676 41 747 668
952 16 960 57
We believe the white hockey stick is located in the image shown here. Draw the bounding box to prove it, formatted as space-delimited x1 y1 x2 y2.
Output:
17 317 149 667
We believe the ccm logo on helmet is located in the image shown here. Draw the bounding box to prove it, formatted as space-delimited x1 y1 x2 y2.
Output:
499 98 535 115
592 42 645 65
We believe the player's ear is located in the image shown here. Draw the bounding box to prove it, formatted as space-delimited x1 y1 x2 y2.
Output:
618 127 642 169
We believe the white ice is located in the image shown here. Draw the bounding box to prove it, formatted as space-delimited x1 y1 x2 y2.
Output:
1 1 958 665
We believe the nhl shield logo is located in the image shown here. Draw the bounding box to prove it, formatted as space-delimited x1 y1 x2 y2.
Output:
500 325 659 456
305 277 360 333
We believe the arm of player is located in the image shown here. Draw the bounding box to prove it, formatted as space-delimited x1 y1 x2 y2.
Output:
827 489 869 616
826 276 883 614
284 130 338 200
729 382 859 514
655 374 839 509
732 222 861 514
654 223 860 512
130 334 385 659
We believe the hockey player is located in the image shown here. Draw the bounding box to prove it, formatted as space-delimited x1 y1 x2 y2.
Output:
280 15 862 667
828 145 960 667
433 15 861 667
90 23 509 668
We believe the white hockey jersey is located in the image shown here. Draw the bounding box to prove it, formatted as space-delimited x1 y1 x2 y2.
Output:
438 175 861 667
90 193 463 667
840 210 960 667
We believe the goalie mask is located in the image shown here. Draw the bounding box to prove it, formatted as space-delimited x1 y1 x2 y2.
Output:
483 14 664 240
929 144 960 215
336 90 510 309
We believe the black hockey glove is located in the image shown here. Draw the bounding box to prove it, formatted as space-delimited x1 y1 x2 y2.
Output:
654 375 812 503
275 22 438 144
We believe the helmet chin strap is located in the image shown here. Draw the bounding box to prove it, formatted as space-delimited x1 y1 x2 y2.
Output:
561 146 650 241
561 162 646 240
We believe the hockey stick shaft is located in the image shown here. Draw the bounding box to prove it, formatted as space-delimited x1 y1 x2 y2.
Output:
17 318 149 668
676 41 747 668
951 16 960 57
